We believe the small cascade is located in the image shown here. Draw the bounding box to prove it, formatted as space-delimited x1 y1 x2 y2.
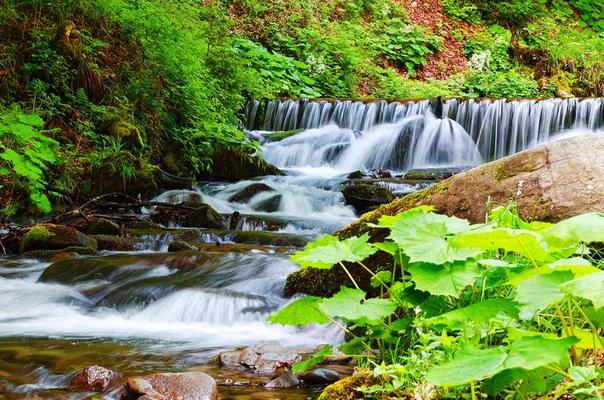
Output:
247 97 604 171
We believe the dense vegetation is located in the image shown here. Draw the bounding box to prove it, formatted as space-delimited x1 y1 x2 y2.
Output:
0 0 602 215
271 206 604 399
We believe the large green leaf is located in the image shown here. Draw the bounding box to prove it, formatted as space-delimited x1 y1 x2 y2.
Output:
387 211 479 264
408 261 480 298
292 345 332 374
319 287 396 322
542 213 604 247
561 270 604 309
268 296 329 326
503 336 578 371
451 227 555 263
291 234 377 269
427 299 519 329
515 271 574 319
426 346 508 385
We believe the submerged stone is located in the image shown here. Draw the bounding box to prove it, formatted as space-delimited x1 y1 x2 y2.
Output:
228 183 273 203
123 372 218 400
69 365 116 392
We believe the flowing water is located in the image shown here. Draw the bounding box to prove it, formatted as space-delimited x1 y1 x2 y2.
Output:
1 97 603 399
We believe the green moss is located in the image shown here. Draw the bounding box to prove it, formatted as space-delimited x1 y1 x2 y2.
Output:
494 163 509 183
20 226 54 253
264 129 302 142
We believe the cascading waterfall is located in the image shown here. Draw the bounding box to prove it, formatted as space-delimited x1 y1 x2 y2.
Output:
246 97 604 172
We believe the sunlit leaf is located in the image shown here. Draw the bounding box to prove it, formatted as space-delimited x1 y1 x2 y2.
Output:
542 213 604 247
268 296 329 326
515 271 573 319
292 345 332 374
426 346 508 385
319 287 396 322
561 270 604 309
291 233 377 269
408 260 480 298
427 299 519 329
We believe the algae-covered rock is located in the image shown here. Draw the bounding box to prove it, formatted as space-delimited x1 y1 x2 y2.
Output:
317 374 375 400
150 204 224 229
342 184 394 214
20 224 97 255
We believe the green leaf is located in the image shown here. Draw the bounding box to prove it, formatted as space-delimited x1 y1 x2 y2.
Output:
515 271 574 319
292 345 332 374
387 210 478 264
503 336 578 371
291 234 377 269
30 191 52 214
561 270 604 309
426 346 508 385
319 287 396 322
542 213 604 247
427 299 519 329
268 296 329 326
451 227 555 263
370 270 391 288
408 260 480 298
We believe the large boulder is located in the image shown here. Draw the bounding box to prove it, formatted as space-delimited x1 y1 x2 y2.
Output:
228 183 273 203
341 184 395 214
123 372 218 400
150 204 224 229
20 224 97 255
286 134 604 297
199 147 283 182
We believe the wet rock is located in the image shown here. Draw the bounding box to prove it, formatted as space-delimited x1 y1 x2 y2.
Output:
69 365 115 392
167 240 197 252
254 194 282 212
301 368 342 385
85 218 121 236
218 341 305 375
229 183 273 203
151 204 224 229
125 220 163 230
342 184 394 214
347 170 392 180
20 224 97 255
265 371 300 388
154 169 194 191
123 372 218 400
347 170 365 179
92 235 138 251
403 166 471 181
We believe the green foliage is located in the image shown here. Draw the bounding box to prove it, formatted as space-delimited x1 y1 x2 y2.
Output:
568 0 604 32
270 206 604 398
0 106 58 213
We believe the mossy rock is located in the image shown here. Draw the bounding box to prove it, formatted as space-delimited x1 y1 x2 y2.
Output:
228 183 273 203
20 224 97 255
92 234 139 251
318 374 376 400
150 204 224 229
199 147 283 182
102 118 144 150
264 129 302 142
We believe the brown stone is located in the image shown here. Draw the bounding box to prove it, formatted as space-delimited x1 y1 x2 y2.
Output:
69 365 115 392
123 372 219 400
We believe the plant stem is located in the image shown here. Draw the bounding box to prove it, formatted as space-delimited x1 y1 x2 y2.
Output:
339 262 360 290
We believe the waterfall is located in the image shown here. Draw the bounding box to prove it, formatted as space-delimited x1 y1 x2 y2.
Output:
246 98 604 172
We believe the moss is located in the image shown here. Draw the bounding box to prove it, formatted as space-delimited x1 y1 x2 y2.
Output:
318 374 377 400
20 226 54 253
264 129 302 142
494 163 509 183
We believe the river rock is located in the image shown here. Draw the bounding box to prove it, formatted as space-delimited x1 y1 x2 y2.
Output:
92 235 139 251
167 240 197 252
265 371 300 388
20 224 97 255
403 166 470 181
301 368 342 385
285 134 604 298
342 184 395 214
218 341 305 375
69 365 115 392
123 372 218 400
199 147 283 182
229 183 273 203
150 204 224 229
85 218 122 236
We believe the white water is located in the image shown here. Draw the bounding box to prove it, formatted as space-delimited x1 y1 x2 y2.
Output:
0 254 341 352
247 97 604 173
